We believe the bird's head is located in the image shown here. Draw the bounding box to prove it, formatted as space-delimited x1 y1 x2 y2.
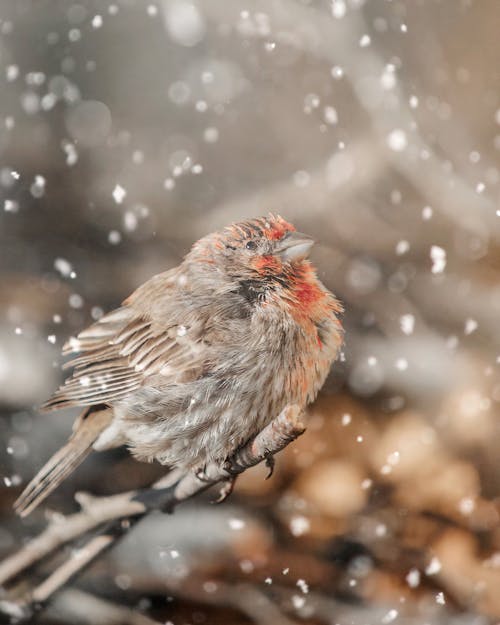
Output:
188 214 315 291
187 214 339 321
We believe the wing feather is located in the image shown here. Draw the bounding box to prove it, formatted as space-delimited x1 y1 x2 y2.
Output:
43 294 205 411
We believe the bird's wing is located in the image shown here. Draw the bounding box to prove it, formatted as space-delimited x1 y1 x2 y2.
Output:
43 273 209 410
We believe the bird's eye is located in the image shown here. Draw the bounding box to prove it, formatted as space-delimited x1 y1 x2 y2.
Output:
246 240 258 250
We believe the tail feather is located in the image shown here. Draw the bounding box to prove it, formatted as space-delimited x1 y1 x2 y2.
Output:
14 408 112 517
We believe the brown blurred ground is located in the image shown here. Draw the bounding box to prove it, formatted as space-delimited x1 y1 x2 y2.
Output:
0 0 500 623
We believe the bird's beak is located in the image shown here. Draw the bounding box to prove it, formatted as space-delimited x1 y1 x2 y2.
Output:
275 232 315 262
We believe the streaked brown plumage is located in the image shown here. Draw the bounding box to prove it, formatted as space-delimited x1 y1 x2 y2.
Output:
15 215 343 516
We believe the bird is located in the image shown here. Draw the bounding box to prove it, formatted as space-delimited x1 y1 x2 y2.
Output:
14 214 343 516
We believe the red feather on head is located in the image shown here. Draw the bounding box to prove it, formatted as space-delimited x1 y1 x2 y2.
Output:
260 213 296 240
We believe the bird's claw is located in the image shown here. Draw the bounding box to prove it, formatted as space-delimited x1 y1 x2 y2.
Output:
265 454 275 479
212 476 236 504
195 466 211 483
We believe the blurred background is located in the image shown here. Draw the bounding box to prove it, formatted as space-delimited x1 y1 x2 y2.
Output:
1 0 500 623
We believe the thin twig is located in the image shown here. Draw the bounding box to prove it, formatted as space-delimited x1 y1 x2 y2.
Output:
31 534 115 604
170 579 300 625
41 588 162 625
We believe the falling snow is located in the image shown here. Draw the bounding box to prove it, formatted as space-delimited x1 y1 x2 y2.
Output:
54 257 73 277
381 64 396 90
108 230 122 244
382 609 398 624
296 579 309 594
228 518 245 530
290 515 310 536
112 184 127 204
4 199 18 213
324 106 338 125
400 314 415 335
425 557 442 576
386 129 408 152
203 127 219 143
406 568 421 588
464 318 478 335
62 141 79 165
291 595 306 609
341 413 352 426
430 245 446 273
331 65 344 79
331 1 346 19
422 206 433 220
359 34 371 48
395 240 410 255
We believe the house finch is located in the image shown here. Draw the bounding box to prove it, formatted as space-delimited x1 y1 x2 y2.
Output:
15 214 343 516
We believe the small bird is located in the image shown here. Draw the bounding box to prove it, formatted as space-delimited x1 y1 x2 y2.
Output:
14 215 343 516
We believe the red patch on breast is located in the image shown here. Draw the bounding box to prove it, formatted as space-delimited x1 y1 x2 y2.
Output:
288 268 327 334
293 277 323 310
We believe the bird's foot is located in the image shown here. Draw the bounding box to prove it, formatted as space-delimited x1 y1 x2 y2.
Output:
195 465 212 483
212 475 237 504
265 454 275 479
